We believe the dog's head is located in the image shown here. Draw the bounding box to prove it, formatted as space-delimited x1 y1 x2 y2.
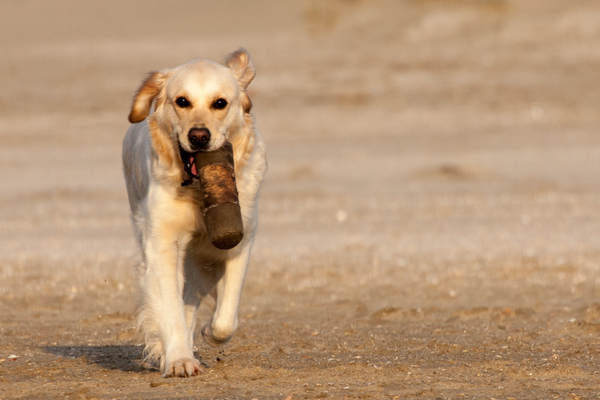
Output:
128 48 255 169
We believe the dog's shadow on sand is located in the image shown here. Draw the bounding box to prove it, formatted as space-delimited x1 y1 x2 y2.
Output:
45 345 148 372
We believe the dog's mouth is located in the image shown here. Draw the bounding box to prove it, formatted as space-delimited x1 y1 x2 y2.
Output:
178 136 225 186
180 147 198 177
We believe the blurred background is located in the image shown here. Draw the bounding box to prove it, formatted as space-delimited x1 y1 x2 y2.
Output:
1 0 600 397
2 0 599 303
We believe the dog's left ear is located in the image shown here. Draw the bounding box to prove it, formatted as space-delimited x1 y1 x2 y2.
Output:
226 48 255 113
226 48 255 92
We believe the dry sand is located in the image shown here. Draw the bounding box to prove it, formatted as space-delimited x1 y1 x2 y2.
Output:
1 0 600 398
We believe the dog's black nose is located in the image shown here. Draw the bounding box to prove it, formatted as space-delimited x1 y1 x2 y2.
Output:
188 128 211 150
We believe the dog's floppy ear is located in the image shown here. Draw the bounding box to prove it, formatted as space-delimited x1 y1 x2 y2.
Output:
225 48 255 113
225 48 255 92
128 71 166 123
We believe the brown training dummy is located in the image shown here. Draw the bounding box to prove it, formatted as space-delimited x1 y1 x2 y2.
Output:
191 142 244 250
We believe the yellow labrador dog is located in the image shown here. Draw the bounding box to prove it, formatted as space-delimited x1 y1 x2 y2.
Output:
122 48 267 377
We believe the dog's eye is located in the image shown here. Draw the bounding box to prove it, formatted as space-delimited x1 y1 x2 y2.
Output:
175 97 191 108
213 98 228 110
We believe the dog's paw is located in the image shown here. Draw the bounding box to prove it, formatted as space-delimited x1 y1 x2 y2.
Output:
201 324 232 346
162 357 201 378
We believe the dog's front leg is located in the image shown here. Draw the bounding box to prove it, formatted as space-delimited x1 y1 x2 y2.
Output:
201 242 253 345
144 230 200 377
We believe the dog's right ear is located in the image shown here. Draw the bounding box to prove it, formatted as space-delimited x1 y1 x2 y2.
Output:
128 71 166 123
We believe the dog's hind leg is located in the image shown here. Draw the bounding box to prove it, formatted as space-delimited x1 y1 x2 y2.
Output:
201 242 253 346
181 257 210 352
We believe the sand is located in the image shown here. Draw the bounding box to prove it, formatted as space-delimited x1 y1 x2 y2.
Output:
1 0 600 398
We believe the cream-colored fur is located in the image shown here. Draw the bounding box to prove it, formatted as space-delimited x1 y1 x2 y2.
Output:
122 49 266 377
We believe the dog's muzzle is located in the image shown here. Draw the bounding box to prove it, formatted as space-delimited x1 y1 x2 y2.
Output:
180 147 198 186
188 128 211 152
180 128 212 186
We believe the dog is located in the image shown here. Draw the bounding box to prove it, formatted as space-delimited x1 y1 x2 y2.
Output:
122 48 267 377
